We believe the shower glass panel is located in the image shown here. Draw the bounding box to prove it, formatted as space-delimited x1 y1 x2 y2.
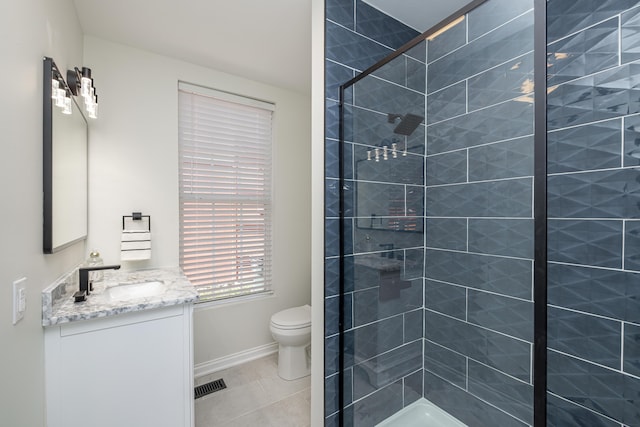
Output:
339 0 536 425
545 1 640 425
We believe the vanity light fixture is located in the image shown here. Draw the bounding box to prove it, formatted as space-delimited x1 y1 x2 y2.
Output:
67 66 99 119
51 76 74 115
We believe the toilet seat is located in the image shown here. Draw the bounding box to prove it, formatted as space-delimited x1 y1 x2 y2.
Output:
270 304 311 329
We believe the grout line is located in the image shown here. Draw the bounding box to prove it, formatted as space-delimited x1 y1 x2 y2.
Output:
549 303 640 328
623 220 626 270
548 164 640 177
622 115 626 167
426 277 533 303
548 392 626 426
621 322 625 372
426 91 533 128
425 246 533 262
619 15 623 67
424 308 533 344
426 133 534 157
427 50 533 97
549 14 622 46
548 259 640 275
426 174 532 188
548 348 640 380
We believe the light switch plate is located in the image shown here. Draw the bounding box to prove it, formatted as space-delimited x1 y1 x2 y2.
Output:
12 277 27 325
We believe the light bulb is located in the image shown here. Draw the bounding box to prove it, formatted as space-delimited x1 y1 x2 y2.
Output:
55 88 66 107
80 77 91 98
87 103 98 119
62 95 72 115
51 79 59 99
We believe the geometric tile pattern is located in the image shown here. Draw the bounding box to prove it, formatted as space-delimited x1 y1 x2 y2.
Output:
624 114 640 166
547 393 622 427
546 0 636 43
427 99 534 155
547 3 640 425
547 63 640 131
467 0 533 41
624 323 640 377
547 118 622 173
468 218 534 259
425 311 532 381
324 1 424 424
424 372 530 427
547 18 619 87
427 17 465 64
547 168 640 219
468 136 534 181
426 177 533 218
425 149 467 185
467 290 534 342
426 81 466 125
624 220 640 270
547 306 622 369
622 5 640 64
547 349 640 426
355 0 419 50
467 53 535 111
467 359 534 424
425 249 533 300
427 11 534 94
547 219 623 268
547 262 640 324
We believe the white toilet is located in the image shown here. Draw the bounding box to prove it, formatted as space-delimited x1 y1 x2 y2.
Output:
270 304 311 380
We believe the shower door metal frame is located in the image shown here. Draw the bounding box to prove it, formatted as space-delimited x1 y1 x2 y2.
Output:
336 0 548 425
532 0 547 425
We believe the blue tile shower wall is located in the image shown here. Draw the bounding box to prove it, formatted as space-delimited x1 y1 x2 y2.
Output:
546 1 640 426
423 1 536 426
324 1 420 424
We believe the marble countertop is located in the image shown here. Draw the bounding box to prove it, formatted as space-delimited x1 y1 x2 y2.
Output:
42 266 199 326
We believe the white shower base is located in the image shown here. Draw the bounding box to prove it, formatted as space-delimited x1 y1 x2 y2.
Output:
376 398 467 427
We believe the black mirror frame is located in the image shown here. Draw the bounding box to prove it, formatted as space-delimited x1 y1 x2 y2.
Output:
43 57 88 254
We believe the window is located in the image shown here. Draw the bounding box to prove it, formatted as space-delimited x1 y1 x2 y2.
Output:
178 82 273 303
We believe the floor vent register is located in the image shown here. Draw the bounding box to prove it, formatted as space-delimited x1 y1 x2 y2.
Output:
194 378 227 399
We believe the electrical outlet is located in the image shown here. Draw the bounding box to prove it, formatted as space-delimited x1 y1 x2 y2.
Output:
12 277 27 325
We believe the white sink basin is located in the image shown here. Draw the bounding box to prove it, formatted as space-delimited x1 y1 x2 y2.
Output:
104 280 165 301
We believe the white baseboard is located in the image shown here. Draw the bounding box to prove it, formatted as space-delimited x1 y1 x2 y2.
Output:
194 342 279 378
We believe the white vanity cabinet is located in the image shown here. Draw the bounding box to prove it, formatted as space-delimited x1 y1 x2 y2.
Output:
44 304 194 427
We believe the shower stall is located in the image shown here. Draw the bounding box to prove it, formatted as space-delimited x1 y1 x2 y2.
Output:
324 0 640 425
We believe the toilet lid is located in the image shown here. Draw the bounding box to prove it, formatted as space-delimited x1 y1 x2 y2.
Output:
271 305 311 329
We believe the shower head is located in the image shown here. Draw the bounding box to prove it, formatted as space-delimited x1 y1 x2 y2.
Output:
387 113 424 136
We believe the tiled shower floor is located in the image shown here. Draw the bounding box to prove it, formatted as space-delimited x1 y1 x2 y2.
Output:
194 354 310 426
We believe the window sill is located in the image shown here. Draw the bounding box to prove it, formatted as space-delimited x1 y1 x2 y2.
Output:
193 290 275 311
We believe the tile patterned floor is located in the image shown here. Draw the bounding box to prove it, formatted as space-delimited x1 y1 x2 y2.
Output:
195 354 311 427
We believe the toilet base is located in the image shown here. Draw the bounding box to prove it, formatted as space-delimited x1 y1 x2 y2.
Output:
277 343 310 380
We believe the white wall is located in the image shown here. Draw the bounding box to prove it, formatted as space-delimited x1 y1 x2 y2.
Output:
0 1 86 426
83 36 312 366
310 0 326 424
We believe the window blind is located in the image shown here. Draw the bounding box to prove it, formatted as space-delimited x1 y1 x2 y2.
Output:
178 83 273 303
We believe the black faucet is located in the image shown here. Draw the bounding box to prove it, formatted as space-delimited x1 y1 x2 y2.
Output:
73 265 121 302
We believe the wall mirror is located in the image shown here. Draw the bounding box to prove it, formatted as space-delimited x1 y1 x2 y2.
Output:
43 57 88 253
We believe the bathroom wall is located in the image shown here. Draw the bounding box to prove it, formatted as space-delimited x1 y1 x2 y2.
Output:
323 1 420 424
83 36 312 367
0 0 86 425
546 2 640 425
422 1 535 425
